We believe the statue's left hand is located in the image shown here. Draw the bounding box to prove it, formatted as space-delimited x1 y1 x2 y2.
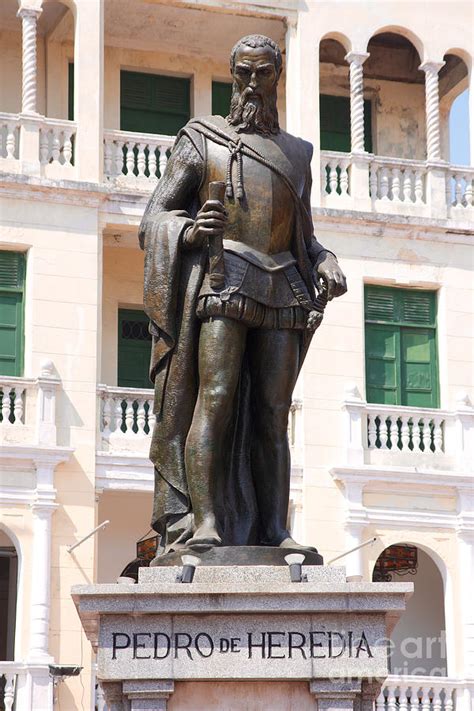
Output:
314 252 347 300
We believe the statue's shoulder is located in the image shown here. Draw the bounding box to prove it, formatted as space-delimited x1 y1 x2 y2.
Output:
278 129 313 164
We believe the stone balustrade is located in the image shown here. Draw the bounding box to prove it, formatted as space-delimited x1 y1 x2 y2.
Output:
448 166 474 211
321 150 351 201
0 665 18 711
0 114 20 161
369 157 427 206
103 130 174 189
342 388 474 470
377 676 471 711
39 118 76 176
98 384 156 454
0 365 60 447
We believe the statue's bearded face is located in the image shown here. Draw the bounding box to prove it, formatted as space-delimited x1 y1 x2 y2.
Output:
227 45 280 135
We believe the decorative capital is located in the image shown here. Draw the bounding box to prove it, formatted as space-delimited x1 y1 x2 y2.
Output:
419 60 445 75
345 51 370 67
17 5 42 20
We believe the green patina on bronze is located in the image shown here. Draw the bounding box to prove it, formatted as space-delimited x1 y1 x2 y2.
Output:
139 35 347 559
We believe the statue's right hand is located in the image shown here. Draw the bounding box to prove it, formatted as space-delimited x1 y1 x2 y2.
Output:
182 200 228 249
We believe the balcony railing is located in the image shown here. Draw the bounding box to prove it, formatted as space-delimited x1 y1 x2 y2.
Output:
320 150 474 219
343 387 474 470
97 385 303 460
377 675 470 711
103 130 174 190
0 114 20 161
0 366 60 448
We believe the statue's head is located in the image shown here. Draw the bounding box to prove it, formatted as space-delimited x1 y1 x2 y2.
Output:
227 34 282 135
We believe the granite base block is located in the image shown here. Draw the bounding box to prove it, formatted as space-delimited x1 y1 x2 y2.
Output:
72 565 412 711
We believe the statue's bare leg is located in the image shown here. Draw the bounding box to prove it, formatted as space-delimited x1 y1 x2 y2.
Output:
185 316 247 546
247 328 301 547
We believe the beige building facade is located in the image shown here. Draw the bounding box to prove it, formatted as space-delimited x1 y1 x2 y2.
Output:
0 0 473 709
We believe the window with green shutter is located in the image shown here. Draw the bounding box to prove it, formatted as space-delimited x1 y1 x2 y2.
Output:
120 71 190 136
320 94 372 152
212 81 232 118
117 309 152 389
0 252 26 377
364 286 439 408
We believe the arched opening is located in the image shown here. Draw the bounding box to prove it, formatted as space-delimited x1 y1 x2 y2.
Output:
365 32 424 160
373 543 447 676
440 52 470 165
41 0 75 121
0 530 18 662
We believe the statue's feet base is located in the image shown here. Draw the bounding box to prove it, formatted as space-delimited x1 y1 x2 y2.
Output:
150 544 323 567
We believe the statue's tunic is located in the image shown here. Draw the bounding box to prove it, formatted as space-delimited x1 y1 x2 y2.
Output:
139 116 330 544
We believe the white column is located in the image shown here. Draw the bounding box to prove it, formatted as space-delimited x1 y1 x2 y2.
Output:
343 481 368 581
457 486 474 687
297 24 320 204
469 66 474 166
28 459 58 662
193 68 212 117
345 51 370 154
74 0 104 182
17 6 42 115
345 51 371 209
420 61 445 162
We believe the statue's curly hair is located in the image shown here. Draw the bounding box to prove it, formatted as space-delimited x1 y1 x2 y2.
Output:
230 35 282 74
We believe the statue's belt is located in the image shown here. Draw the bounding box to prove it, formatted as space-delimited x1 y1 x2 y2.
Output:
222 241 296 272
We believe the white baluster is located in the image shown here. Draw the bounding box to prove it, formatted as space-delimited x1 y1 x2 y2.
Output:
465 177 473 207
391 167 401 202
401 415 410 451
414 170 424 204
136 398 146 434
51 128 60 163
443 687 454 711
158 144 168 177
125 142 135 176
339 159 349 196
432 687 441 711
420 687 431 711
402 169 414 202
367 415 377 449
13 387 24 424
136 143 146 177
378 415 389 449
39 129 49 164
114 397 123 435
148 409 156 432
321 161 328 195
446 173 453 207
102 395 112 438
328 159 338 195
63 129 73 165
96 682 107 711
379 167 389 200
113 141 123 176
388 413 399 450
375 689 386 711
104 139 112 176
432 417 443 453
6 123 16 159
125 399 134 434
1 386 12 423
3 673 16 711
399 684 409 711
148 142 158 181
387 687 397 711
412 417 421 451
369 164 378 199
454 173 463 206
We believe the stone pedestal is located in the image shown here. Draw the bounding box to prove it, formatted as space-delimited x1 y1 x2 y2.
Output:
72 565 412 710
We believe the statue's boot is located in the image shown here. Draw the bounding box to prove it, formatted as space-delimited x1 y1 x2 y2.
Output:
277 536 319 554
186 520 222 548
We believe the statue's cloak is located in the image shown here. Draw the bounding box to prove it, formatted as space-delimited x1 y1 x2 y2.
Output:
139 116 326 548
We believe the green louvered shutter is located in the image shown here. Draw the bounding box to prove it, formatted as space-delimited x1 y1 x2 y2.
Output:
0 252 25 376
320 95 372 152
117 309 152 389
365 286 438 408
68 62 74 121
120 71 190 136
212 81 232 118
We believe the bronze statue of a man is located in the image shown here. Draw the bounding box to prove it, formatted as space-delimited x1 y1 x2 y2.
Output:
139 35 347 556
